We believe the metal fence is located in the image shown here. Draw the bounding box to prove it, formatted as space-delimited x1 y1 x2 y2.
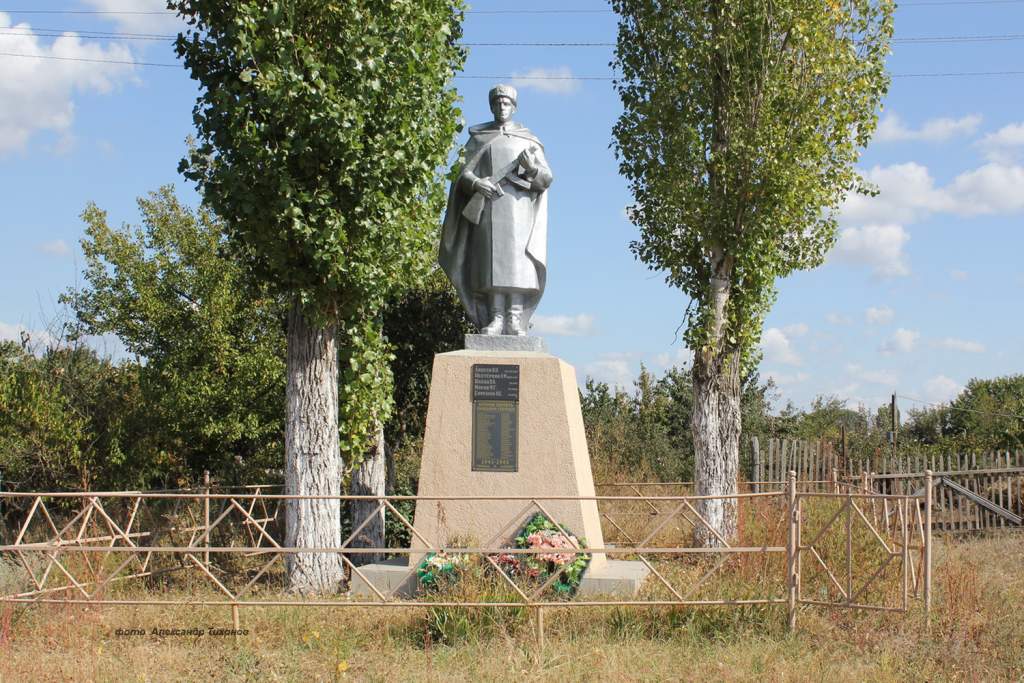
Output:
0 473 931 642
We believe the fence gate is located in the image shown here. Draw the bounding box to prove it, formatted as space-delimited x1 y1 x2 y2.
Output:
790 482 931 623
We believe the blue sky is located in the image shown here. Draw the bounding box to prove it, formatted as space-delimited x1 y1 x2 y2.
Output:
1 1 1022 414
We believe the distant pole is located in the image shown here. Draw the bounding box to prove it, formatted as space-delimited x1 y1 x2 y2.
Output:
891 393 898 461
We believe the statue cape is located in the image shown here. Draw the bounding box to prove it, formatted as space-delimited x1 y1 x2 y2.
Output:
439 122 548 329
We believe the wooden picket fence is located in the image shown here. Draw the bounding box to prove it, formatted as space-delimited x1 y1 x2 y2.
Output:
750 437 839 489
751 438 1024 534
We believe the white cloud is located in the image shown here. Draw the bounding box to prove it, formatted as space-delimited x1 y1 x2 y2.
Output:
531 313 595 336
510 66 581 95
846 363 898 387
782 323 809 337
979 122 1024 163
936 337 985 353
842 161 1024 226
825 312 852 325
832 224 910 278
875 113 982 143
654 346 692 369
944 163 1024 216
880 328 919 354
583 356 634 389
0 13 138 155
949 269 969 282
865 306 894 325
0 321 56 349
37 239 70 256
924 375 963 403
82 0 182 35
761 327 801 366
841 163 948 225
765 370 809 386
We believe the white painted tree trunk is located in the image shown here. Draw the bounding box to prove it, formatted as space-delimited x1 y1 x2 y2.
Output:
349 423 386 566
284 300 345 593
691 274 740 547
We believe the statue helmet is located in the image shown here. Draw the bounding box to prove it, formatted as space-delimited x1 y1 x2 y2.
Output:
488 83 518 107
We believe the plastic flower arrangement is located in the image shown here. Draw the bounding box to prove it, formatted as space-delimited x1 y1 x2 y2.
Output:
416 551 472 588
499 513 590 597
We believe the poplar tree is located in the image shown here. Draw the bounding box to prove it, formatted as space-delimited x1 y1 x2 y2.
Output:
172 1 466 591
612 1 893 544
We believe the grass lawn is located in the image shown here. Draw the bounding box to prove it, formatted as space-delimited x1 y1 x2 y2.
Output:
0 533 1021 682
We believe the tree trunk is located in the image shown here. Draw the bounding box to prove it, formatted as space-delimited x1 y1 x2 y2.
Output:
349 422 387 567
691 345 741 547
690 269 741 546
284 300 345 593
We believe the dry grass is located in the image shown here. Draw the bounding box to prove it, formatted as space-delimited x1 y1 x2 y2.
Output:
1 531 1022 682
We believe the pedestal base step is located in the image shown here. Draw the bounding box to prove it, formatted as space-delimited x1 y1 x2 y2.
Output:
348 558 649 600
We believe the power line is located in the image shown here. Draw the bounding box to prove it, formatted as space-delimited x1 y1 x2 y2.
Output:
897 394 1024 421
6 27 1024 46
0 51 177 67
2 0 1024 13
0 29 171 41
4 51 1024 79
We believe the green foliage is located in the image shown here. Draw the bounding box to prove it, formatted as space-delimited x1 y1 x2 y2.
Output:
760 376 1024 460
172 0 468 460
62 187 286 483
582 365 776 481
0 340 161 491
611 1 894 365
945 376 1024 450
384 270 473 451
903 376 1024 453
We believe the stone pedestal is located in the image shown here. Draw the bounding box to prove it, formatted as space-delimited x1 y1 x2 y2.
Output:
348 347 651 599
411 349 607 571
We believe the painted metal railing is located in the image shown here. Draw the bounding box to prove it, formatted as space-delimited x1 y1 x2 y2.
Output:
0 473 932 642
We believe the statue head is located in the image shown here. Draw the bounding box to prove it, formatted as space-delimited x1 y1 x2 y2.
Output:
488 84 518 124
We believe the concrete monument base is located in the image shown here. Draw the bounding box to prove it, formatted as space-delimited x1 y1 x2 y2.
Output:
348 557 649 599
410 349 607 572
464 334 548 353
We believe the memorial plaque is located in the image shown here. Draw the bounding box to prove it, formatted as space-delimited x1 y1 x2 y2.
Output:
472 364 520 401
472 400 518 472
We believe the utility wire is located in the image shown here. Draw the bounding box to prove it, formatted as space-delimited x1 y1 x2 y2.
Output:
897 394 1024 421
2 0 1024 12
4 51 1024 79
0 51 177 67
5 27 1024 46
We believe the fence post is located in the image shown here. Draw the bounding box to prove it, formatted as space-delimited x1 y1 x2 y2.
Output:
535 606 546 648
787 469 798 632
902 498 910 612
203 470 211 569
832 468 839 494
752 437 761 493
924 469 933 625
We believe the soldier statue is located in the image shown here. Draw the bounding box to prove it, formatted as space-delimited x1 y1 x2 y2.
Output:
440 84 553 336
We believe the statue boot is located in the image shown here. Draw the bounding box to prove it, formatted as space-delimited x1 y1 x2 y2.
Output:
507 304 526 336
482 313 505 335
482 293 507 335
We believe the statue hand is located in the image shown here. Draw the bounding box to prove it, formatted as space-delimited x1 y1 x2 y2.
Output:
518 148 538 173
474 178 502 199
